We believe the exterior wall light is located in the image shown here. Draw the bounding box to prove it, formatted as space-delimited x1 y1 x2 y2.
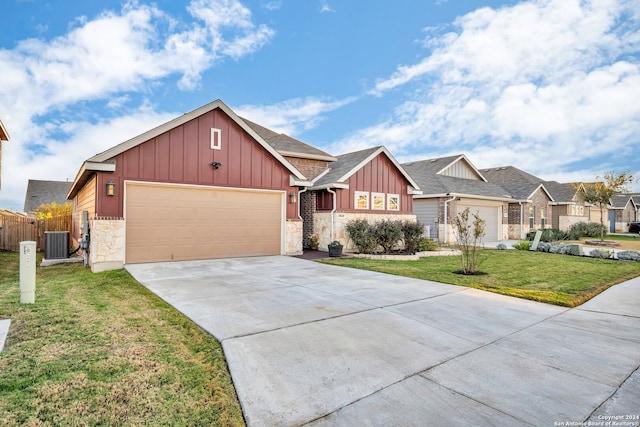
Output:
289 191 297 204
106 180 116 196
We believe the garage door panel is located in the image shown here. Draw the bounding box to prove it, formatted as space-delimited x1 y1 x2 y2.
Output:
458 203 501 242
125 183 283 263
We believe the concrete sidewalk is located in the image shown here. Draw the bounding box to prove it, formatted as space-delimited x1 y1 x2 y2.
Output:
127 257 640 426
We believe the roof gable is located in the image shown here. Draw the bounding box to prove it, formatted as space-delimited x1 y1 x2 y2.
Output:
0 120 9 141
69 100 308 198
312 146 420 191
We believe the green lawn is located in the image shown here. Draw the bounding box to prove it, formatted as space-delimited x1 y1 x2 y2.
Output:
0 252 244 426
321 249 640 307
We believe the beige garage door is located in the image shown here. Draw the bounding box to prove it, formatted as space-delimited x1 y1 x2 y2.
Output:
458 203 501 242
125 183 283 264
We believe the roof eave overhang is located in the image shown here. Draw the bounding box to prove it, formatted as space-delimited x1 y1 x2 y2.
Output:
337 146 421 190
67 161 116 199
290 176 313 187
308 182 350 191
0 120 9 141
413 192 513 202
280 150 337 162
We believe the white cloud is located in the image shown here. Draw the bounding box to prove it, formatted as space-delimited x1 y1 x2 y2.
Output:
234 96 357 136
342 0 640 181
0 0 275 210
320 1 334 13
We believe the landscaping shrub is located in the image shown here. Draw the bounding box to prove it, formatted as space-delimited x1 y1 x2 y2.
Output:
401 221 426 254
512 240 531 251
421 238 439 251
568 222 608 239
346 219 378 254
373 219 403 254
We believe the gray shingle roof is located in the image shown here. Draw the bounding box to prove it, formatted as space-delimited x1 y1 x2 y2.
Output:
480 166 547 200
403 158 512 199
23 180 72 213
313 147 381 186
610 193 637 209
241 118 335 161
543 181 578 203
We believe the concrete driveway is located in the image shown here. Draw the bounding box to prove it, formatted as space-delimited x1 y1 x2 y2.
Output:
126 256 640 426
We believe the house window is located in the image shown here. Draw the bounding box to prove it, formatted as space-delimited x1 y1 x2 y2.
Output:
529 207 534 228
372 193 385 210
316 191 334 211
211 128 222 150
387 194 400 211
355 191 369 210
541 208 546 229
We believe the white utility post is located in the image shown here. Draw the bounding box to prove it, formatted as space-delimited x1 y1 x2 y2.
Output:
20 241 36 304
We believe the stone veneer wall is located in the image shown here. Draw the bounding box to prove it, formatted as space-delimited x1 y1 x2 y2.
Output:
314 212 417 252
286 219 303 255
89 217 125 273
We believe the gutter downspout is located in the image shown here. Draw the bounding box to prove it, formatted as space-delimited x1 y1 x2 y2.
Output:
297 187 307 220
327 188 337 244
443 195 456 244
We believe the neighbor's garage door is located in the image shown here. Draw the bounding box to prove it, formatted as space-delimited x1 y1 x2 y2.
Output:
457 203 501 242
125 183 283 263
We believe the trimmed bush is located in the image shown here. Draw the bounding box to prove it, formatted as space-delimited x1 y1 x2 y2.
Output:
512 240 531 251
374 219 403 254
402 221 426 254
527 229 569 242
568 222 608 239
421 238 439 251
345 219 378 254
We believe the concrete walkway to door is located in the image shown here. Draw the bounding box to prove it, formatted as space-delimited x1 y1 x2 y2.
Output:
126 256 640 426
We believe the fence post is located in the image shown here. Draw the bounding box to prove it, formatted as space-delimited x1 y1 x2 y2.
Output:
20 241 37 304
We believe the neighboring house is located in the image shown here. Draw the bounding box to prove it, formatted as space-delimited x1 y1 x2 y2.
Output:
0 120 9 190
23 179 72 214
308 146 421 251
66 99 421 272
480 166 554 239
609 194 639 232
543 181 591 231
403 155 513 244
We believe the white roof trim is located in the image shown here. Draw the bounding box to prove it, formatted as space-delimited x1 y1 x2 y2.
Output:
279 150 337 162
526 183 555 202
309 182 350 191
413 192 513 202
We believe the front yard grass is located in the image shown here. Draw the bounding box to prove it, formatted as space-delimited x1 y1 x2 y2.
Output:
0 252 244 426
321 249 640 307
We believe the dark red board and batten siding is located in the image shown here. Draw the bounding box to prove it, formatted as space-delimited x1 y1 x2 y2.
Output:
318 153 413 213
94 109 298 219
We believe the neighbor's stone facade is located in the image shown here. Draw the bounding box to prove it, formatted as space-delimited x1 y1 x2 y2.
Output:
89 217 125 273
313 211 416 252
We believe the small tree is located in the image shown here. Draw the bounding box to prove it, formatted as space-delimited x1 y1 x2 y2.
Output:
33 201 72 219
575 171 634 241
452 208 486 274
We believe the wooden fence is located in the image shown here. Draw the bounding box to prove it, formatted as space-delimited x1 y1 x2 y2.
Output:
0 214 73 252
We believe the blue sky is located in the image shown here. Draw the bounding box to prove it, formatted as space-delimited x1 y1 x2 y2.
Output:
1 0 639 211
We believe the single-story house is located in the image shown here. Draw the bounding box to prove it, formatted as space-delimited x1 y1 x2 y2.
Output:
479 166 554 239
542 181 591 231
0 119 9 190
308 146 421 251
23 179 72 214
67 99 421 272
609 194 639 232
403 155 513 244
